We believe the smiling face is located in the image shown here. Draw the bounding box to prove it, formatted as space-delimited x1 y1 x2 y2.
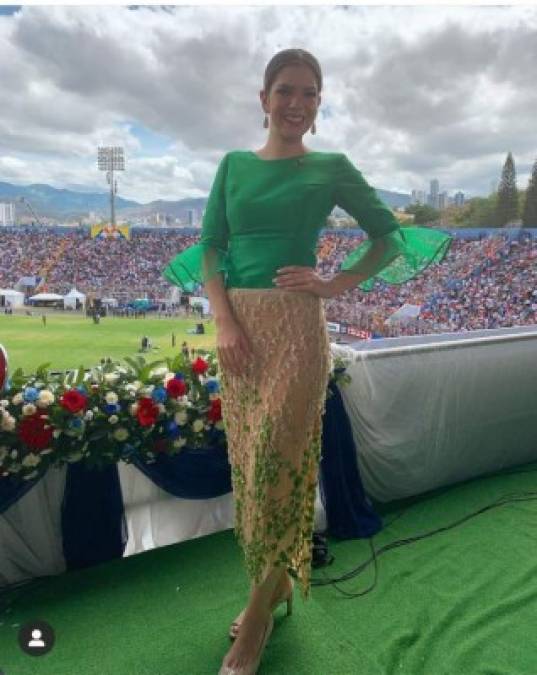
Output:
260 63 321 142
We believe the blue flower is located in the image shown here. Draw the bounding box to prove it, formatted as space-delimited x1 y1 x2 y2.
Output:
105 403 121 414
174 372 185 380
76 385 88 394
152 386 167 403
23 387 39 402
167 420 181 438
205 380 220 394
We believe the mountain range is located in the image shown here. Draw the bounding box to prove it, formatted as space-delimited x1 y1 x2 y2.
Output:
0 180 411 221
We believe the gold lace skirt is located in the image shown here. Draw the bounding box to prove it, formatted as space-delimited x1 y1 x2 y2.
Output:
218 288 332 601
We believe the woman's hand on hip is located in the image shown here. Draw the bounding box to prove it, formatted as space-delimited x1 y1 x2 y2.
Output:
273 266 334 298
216 316 254 377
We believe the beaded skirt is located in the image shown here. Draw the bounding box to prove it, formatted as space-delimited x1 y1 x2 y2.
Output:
218 288 332 601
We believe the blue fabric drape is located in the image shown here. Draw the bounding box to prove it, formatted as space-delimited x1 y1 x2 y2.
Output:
130 444 231 499
319 376 383 538
61 462 128 570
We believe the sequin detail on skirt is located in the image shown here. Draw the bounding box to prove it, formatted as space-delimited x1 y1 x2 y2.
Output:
218 288 331 601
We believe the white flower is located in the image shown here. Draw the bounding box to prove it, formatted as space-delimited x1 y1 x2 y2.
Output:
37 390 54 407
85 410 94 421
104 372 120 385
11 393 23 405
22 453 42 468
192 419 204 433
1 414 16 432
108 415 119 425
163 372 175 385
140 385 154 397
22 404 37 416
0 399 9 408
113 427 129 442
150 366 168 379
174 411 188 425
132 380 142 391
105 392 119 405
157 404 166 414
52 429 62 438
93 406 99 413
10 449 18 459
173 437 187 449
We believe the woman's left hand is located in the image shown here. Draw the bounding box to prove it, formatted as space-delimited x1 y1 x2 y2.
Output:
273 266 334 298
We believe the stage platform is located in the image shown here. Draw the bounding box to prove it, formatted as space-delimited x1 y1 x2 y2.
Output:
1 462 536 674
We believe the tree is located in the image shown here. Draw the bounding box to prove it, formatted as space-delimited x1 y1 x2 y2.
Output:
522 158 537 227
495 152 519 226
404 203 440 224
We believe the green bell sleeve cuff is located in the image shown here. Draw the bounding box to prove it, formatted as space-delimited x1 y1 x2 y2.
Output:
339 226 453 292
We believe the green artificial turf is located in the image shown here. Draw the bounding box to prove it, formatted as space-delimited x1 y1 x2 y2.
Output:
1 463 536 675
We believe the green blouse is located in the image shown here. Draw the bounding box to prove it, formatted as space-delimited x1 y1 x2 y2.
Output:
163 150 453 292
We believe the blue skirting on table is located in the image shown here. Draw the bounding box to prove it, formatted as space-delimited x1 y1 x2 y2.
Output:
1 376 382 574
320 377 383 539
61 462 128 570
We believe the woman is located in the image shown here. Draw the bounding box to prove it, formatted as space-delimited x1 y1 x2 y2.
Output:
164 48 452 674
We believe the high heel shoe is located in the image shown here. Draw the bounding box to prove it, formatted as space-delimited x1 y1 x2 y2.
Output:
229 574 294 640
219 614 274 675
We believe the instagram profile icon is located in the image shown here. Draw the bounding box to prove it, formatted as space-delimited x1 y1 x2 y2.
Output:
18 620 55 656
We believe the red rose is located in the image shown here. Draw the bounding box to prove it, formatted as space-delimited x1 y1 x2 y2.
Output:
192 357 209 375
166 378 187 398
60 389 88 413
207 398 222 423
137 397 159 427
18 411 54 450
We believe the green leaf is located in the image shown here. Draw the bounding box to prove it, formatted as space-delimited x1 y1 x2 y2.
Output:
75 365 86 386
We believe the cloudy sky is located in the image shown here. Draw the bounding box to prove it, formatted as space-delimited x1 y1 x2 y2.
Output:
0 4 536 203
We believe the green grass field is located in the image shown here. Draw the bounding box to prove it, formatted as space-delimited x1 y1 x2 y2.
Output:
0 312 217 373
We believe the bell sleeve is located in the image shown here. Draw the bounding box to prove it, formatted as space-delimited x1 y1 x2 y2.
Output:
163 153 230 292
334 154 453 292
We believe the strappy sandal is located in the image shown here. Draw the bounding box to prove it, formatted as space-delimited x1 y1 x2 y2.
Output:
229 574 294 640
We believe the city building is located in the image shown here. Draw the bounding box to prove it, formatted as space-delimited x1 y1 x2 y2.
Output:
428 179 440 209
0 202 15 226
438 191 449 210
187 209 197 226
454 191 465 207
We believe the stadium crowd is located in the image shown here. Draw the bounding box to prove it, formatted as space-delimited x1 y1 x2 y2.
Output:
0 227 535 337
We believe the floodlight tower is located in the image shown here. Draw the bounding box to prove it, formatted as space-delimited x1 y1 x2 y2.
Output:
97 146 125 226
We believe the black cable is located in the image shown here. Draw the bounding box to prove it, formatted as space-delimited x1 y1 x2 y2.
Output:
311 489 537 598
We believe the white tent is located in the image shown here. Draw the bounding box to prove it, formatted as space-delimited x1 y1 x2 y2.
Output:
0 288 24 308
384 303 422 325
101 298 118 307
29 293 64 303
63 288 86 310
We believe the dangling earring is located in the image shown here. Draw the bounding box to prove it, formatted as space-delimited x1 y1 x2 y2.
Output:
311 121 316 135
263 115 269 129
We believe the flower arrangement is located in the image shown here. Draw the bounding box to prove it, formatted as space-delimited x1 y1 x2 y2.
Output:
0 349 351 484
